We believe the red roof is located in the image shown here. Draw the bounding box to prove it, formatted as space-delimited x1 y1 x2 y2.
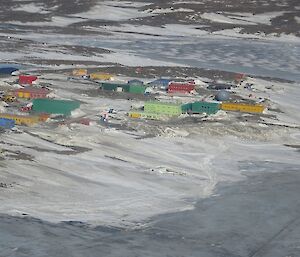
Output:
168 83 195 93
19 75 38 85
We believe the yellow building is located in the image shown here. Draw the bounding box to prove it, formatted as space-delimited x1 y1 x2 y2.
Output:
0 114 40 126
128 111 168 120
89 72 113 81
128 112 142 119
72 69 88 77
220 103 265 113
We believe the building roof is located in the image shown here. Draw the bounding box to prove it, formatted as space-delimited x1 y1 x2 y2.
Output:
128 79 144 85
145 101 181 107
15 87 50 93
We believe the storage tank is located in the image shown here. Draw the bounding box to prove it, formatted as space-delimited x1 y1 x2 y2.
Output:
215 90 230 101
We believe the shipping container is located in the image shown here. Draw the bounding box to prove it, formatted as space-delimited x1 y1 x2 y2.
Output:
38 113 50 122
0 118 15 129
32 99 80 116
144 102 182 116
220 103 265 113
191 102 220 114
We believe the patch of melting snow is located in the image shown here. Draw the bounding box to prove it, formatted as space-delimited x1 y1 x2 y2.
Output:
201 11 285 25
10 16 85 27
144 7 194 14
14 3 49 14
225 11 285 25
201 12 257 25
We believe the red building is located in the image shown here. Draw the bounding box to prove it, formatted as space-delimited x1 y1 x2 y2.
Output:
168 82 195 94
14 87 50 99
19 75 38 85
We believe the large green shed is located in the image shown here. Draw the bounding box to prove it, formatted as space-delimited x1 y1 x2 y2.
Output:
32 99 80 116
101 82 129 91
128 84 146 94
101 82 145 94
191 101 220 114
181 103 193 113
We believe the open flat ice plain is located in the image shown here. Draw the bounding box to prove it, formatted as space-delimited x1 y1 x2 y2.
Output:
0 0 300 256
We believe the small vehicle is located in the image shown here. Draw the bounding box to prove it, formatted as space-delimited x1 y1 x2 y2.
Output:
2 95 16 103
20 105 32 112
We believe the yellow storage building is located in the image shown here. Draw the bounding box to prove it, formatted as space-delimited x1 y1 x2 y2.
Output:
0 114 40 126
90 73 113 81
72 69 88 77
128 112 142 119
220 103 265 113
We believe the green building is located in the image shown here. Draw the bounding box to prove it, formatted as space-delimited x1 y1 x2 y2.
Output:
101 82 145 94
181 103 193 113
32 99 80 116
128 84 146 94
101 82 129 92
191 101 220 114
144 101 182 116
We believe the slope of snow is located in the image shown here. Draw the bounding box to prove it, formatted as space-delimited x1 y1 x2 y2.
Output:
70 1 152 21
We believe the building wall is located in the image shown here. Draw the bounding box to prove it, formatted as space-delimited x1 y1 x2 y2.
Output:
192 102 220 114
168 83 195 93
90 73 112 80
32 99 80 116
128 80 144 86
72 69 88 76
141 112 164 120
0 118 15 129
101 83 128 91
128 112 142 119
220 103 265 113
144 102 182 116
19 75 38 85
14 88 49 99
128 85 146 94
0 114 40 126
181 103 193 113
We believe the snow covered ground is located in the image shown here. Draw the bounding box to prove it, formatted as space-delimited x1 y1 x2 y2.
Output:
0 0 300 256
0 74 299 227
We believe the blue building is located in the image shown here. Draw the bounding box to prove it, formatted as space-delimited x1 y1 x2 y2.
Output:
0 66 19 75
147 79 171 89
0 118 15 129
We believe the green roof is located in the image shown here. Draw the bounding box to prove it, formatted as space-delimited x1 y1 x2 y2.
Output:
32 99 80 116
